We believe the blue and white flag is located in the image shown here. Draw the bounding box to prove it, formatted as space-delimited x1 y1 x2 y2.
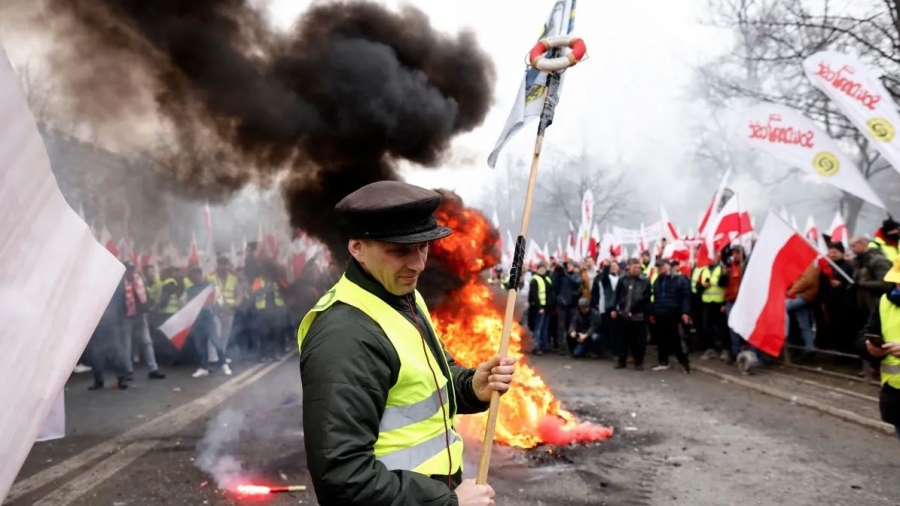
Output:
487 0 577 168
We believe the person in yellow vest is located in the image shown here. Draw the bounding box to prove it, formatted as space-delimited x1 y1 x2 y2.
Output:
859 257 900 441
209 256 243 353
251 264 288 363
298 181 515 506
696 250 728 361
640 250 652 276
529 262 554 355
869 217 900 263
143 264 163 308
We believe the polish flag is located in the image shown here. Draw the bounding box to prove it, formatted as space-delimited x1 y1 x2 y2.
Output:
698 169 732 236
705 193 753 256
660 205 679 241
727 212 818 357
188 232 200 267
556 237 564 261
158 285 214 350
828 212 848 249
589 224 601 260
804 216 819 242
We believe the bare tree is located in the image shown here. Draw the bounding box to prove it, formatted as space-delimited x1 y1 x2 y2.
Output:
697 0 900 231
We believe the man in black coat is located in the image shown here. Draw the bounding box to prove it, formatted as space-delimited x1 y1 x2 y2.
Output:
567 297 603 357
611 259 651 370
649 260 691 372
552 259 585 353
298 181 516 506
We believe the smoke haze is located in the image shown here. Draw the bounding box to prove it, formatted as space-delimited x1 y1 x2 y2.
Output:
42 0 495 256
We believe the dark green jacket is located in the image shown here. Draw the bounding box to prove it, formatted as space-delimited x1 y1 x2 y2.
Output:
300 260 489 506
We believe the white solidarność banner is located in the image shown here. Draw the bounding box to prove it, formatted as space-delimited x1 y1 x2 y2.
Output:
0 45 125 501
803 51 900 178
738 103 886 209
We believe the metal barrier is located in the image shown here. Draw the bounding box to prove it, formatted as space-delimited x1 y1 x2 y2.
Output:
781 344 880 386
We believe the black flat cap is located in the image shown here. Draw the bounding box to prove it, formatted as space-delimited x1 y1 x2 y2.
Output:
335 181 452 244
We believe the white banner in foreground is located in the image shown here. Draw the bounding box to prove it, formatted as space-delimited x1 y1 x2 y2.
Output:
0 45 125 502
738 103 886 209
803 51 900 178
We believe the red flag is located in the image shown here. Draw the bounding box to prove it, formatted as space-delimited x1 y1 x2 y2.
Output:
188 232 200 267
99 226 118 258
158 285 214 350
727 213 818 356
660 204 679 241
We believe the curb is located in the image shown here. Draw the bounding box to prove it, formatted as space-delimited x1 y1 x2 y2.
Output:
693 365 895 436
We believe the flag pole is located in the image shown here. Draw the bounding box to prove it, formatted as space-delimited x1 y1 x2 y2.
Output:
476 56 566 486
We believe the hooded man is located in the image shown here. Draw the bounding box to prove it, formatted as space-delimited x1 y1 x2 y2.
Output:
870 217 900 263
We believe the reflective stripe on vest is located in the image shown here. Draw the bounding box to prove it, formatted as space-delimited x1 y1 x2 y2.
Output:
146 275 163 303
297 275 463 476
210 273 238 305
162 279 180 314
700 266 724 303
878 294 900 389
534 275 549 306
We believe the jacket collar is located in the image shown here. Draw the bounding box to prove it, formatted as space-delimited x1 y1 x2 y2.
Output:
345 259 410 309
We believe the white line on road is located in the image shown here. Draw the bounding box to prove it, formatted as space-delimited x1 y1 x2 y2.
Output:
5 355 294 505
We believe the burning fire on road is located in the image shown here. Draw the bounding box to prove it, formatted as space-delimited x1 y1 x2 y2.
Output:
427 192 613 449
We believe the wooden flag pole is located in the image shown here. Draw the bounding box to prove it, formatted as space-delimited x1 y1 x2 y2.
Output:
475 130 546 485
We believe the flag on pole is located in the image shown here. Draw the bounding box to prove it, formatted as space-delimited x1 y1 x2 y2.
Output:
188 231 200 267
828 212 849 249
487 0 577 167
803 51 900 178
727 212 819 356
739 103 886 208
804 216 819 242
491 209 500 230
698 169 732 237
99 226 118 257
158 285 215 350
660 204 679 241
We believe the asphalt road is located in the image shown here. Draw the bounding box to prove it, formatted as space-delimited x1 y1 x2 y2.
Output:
6 352 899 506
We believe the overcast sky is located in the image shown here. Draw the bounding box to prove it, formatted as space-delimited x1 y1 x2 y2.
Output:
267 0 731 206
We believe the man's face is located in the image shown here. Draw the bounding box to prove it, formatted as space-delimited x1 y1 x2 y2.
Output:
145 266 156 279
350 239 429 296
189 270 203 284
828 247 844 261
641 254 650 264
629 263 642 277
566 261 576 272
584 258 595 270
850 239 868 255
609 262 620 275
537 266 547 275
659 263 671 275
732 249 743 263
579 306 590 314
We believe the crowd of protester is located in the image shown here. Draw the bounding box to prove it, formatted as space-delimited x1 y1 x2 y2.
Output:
491 218 900 378
80 241 328 389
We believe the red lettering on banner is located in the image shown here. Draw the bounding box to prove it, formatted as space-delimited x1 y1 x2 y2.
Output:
748 114 815 149
815 62 882 111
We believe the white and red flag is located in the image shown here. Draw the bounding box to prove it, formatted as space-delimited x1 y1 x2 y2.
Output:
99 226 118 258
158 285 214 350
727 212 818 357
803 51 900 178
188 231 200 267
660 204 679 241
589 224 601 261
739 103 886 208
828 212 848 249
804 215 819 242
705 192 753 255
697 169 732 237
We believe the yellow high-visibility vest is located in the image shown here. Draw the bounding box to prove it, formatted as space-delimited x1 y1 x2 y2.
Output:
870 237 899 263
700 266 725 303
146 275 163 303
691 267 703 295
533 275 549 306
298 275 463 477
209 273 238 305
253 278 285 310
878 294 900 389
161 278 180 314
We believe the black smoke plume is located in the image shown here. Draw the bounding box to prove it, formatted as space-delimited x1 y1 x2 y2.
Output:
44 0 495 256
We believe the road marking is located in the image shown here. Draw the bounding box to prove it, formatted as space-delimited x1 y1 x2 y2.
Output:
5 355 293 504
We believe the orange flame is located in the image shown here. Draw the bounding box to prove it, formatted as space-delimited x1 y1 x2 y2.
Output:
430 194 613 449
